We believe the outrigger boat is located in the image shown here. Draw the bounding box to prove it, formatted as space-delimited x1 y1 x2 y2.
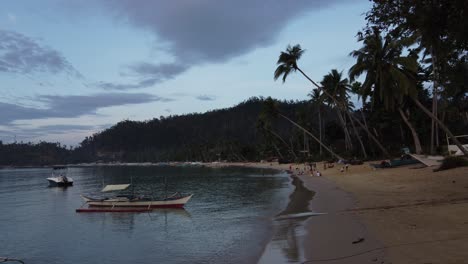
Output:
47 166 73 187
77 183 192 212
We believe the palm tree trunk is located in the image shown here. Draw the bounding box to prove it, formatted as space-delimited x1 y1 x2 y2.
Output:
271 142 284 160
412 98 468 156
335 108 353 151
278 113 344 160
398 107 422 154
361 109 375 157
267 128 298 159
430 48 440 154
347 111 368 158
318 106 323 156
296 67 391 158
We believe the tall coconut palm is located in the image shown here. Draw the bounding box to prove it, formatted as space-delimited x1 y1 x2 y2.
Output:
321 69 354 152
308 89 323 156
349 28 468 156
274 45 389 157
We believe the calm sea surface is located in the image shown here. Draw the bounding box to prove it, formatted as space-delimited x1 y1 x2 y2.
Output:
0 166 291 264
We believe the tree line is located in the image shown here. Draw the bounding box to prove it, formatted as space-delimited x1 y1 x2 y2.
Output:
1 0 466 166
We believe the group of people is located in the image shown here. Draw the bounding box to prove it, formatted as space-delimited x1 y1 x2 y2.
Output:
289 163 322 177
289 162 350 177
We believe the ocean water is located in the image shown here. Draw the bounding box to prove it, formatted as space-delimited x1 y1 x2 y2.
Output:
0 166 291 264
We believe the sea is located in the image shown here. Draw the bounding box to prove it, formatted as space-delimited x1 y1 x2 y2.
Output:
0 165 294 264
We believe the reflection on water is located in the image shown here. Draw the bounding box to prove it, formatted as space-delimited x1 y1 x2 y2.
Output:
260 175 315 263
0 166 290 264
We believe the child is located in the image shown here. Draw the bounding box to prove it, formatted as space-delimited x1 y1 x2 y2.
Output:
340 167 344 173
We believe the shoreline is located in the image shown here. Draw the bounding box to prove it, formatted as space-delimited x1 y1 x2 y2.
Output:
205 161 468 263
7 160 467 263
209 162 387 263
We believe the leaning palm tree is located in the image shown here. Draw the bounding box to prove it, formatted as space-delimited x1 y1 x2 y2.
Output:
263 97 344 160
257 106 298 160
274 44 389 157
349 28 468 156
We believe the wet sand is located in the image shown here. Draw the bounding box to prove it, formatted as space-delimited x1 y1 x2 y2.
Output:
258 175 315 264
208 161 468 263
298 174 386 263
207 162 387 263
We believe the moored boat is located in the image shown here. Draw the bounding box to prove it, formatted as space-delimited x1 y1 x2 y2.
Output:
81 193 193 208
78 182 192 212
47 166 73 187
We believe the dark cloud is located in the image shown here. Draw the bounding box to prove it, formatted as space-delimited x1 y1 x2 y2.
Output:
100 1 346 63
97 62 188 90
85 0 350 89
96 78 159 90
0 93 171 124
196 95 216 101
0 30 80 77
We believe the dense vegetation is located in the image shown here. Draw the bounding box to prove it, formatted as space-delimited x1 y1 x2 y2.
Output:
1 0 467 166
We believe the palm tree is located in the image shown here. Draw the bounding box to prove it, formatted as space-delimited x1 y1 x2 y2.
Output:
349 28 468 156
321 69 353 151
274 44 389 157
320 69 368 159
308 89 323 156
263 97 344 160
257 106 298 160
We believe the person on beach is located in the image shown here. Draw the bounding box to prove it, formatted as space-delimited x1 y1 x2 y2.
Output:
316 171 321 177
340 167 344 173
345 164 349 172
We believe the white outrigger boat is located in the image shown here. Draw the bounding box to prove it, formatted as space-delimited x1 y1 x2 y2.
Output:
47 166 73 187
77 183 192 212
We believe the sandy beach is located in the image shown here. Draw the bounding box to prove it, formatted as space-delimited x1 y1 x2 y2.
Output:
320 163 468 264
207 161 468 263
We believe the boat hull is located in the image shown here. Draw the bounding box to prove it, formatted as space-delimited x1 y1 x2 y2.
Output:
81 194 193 208
47 179 73 187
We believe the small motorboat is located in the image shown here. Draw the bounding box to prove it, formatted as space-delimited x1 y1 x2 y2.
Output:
47 166 73 187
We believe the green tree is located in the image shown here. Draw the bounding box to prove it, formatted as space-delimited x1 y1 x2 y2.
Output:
263 97 343 160
274 44 389 157
366 0 468 153
349 28 467 156
320 69 367 158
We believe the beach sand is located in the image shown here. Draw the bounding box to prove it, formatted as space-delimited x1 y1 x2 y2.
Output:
207 161 468 263
320 163 468 264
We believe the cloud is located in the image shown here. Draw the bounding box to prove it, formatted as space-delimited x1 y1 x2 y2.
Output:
97 62 188 90
100 1 345 63
0 93 171 124
0 30 80 77
7 13 17 23
0 124 108 144
81 1 350 89
196 95 216 101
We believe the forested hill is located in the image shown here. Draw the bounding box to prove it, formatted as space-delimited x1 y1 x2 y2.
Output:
0 97 344 166
76 97 337 163
3 94 462 166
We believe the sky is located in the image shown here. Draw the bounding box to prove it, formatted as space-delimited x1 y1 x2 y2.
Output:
0 0 371 146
